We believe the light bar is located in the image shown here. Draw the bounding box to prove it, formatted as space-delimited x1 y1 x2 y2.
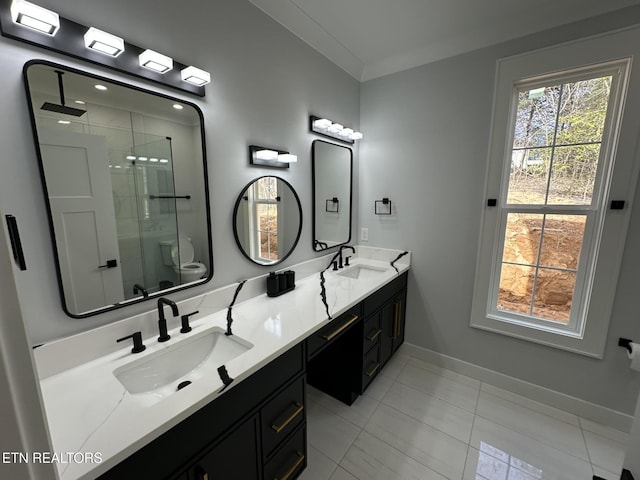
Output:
10 0 59 35
84 27 124 57
309 115 362 144
313 118 332 130
181 66 211 86
255 149 278 161
139 49 173 74
278 154 297 163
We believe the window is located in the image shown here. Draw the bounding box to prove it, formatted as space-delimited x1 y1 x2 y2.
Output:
471 29 640 357
250 177 280 262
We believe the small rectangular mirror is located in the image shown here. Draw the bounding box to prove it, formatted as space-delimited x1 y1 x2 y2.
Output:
312 140 353 250
24 60 213 317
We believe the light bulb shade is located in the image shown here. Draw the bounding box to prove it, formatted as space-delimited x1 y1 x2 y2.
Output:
277 154 297 163
340 128 354 137
139 49 173 73
255 149 279 161
84 27 124 57
351 131 363 140
327 123 343 134
313 118 332 129
11 0 59 35
181 66 211 86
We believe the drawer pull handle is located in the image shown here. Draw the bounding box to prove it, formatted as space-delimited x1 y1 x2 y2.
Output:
365 363 380 377
275 451 305 480
271 402 304 433
322 314 359 341
366 328 382 342
195 466 209 480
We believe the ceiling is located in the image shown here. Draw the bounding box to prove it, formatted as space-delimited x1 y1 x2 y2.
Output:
248 0 640 81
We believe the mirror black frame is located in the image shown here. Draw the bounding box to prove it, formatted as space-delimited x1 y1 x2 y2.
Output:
232 176 303 266
311 140 353 251
23 59 213 318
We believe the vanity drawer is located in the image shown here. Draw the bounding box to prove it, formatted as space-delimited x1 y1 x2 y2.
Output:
307 303 362 360
362 344 381 392
261 376 306 460
363 313 382 354
263 425 306 480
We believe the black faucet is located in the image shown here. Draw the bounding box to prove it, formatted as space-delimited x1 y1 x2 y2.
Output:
157 297 179 342
133 284 148 298
338 245 356 268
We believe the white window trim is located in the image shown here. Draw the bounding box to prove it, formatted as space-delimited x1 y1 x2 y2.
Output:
471 27 640 358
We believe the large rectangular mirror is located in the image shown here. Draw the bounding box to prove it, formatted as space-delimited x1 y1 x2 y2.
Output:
24 60 212 318
312 140 352 250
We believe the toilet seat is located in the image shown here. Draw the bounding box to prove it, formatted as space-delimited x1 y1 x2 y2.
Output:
170 236 206 279
171 236 195 266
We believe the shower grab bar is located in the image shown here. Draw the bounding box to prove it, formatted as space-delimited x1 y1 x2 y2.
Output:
149 195 191 200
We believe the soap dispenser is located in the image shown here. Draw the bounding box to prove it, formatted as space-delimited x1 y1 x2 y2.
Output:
267 272 279 296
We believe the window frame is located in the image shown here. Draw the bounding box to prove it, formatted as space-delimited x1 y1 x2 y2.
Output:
471 29 640 358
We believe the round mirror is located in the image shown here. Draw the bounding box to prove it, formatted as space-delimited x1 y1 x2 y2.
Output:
233 176 303 265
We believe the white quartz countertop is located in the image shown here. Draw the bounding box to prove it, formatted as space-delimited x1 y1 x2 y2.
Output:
34 247 410 480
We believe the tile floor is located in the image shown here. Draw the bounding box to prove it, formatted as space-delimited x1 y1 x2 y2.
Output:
301 352 629 480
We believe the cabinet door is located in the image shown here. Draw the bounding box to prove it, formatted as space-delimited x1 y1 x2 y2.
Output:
190 416 260 480
380 292 406 366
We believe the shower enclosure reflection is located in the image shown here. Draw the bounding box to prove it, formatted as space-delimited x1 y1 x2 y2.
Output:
25 61 212 317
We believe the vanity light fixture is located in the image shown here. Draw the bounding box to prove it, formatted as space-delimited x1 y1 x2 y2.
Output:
126 155 136 161
149 157 159 163
10 0 59 35
309 115 362 144
84 27 124 57
139 49 173 74
1 3 207 95
181 66 211 86
249 145 294 169
159 158 169 164
137 156 148 161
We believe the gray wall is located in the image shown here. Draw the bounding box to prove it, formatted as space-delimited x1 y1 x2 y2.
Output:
0 0 359 344
360 8 640 414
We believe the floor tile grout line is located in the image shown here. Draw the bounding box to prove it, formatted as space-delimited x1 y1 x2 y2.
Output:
479 386 582 430
347 424 457 480
378 379 475 445
393 375 478 415
472 408 594 466
578 419 598 477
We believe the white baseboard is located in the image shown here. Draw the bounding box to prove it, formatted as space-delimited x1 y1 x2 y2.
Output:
399 342 633 433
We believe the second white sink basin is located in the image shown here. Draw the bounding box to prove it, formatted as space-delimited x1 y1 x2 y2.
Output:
114 327 252 396
337 264 388 279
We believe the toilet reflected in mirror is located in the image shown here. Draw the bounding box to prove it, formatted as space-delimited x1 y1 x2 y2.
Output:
160 235 208 284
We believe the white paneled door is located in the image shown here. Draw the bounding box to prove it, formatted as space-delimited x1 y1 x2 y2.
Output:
39 128 124 314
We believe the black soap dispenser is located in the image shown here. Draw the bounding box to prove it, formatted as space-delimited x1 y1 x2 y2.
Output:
267 272 279 297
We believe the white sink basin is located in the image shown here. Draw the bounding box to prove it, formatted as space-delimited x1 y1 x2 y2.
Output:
337 264 388 279
113 327 252 397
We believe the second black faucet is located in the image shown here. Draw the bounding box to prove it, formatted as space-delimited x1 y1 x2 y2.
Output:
157 297 179 342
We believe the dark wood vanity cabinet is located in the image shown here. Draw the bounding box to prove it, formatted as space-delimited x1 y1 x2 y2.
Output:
307 272 409 404
100 270 408 479
361 271 408 393
98 344 306 480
